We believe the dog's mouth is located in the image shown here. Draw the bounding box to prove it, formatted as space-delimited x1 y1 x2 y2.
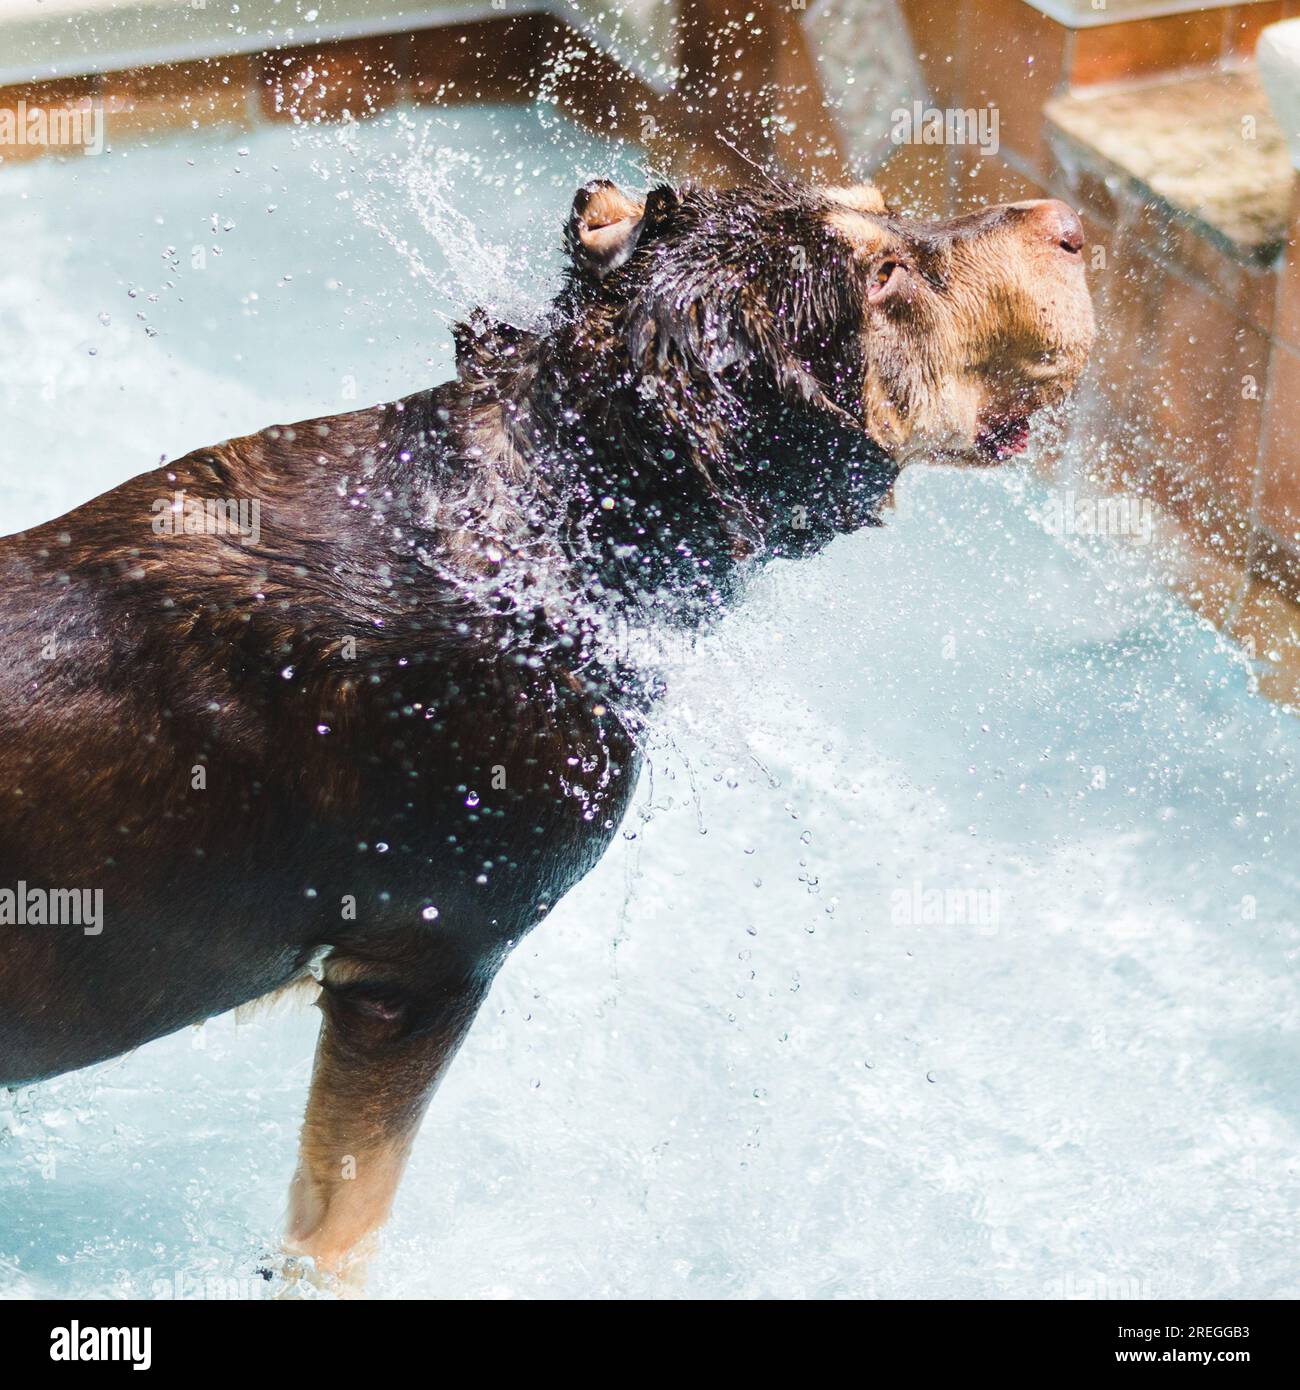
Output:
973 414 1032 464
902 413 1036 468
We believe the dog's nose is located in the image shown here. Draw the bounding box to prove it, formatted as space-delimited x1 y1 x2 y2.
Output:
1010 199 1085 254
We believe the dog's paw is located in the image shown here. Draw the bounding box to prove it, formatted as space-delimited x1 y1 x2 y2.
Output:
254 1251 337 1300
257 1249 368 1299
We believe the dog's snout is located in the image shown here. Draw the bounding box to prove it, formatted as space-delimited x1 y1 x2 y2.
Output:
1011 199 1085 254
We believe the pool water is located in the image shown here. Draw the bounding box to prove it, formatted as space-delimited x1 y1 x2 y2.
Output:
2 105 1299 1301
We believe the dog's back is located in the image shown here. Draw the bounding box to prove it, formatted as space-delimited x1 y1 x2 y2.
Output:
0 390 636 1087
0 440 335 1080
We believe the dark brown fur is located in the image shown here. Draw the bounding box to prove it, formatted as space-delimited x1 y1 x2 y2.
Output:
0 178 1093 1273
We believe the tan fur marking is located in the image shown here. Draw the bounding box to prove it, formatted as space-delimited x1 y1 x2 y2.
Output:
286 1134 411 1280
826 207 888 256
823 184 888 214
233 970 320 1025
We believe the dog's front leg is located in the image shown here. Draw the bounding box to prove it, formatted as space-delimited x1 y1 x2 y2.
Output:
284 945 495 1282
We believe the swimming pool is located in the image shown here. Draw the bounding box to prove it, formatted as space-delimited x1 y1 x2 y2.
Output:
3 103 1299 1300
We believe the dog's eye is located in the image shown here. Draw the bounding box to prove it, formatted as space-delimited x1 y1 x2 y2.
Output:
868 260 907 304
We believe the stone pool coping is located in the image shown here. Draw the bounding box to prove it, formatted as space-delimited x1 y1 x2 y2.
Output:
0 12 674 167
1025 0 1276 25
0 0 671 88
0 1 847 179
1045 70 1293 268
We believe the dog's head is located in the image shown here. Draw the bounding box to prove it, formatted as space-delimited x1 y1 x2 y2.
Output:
564 178 1094 473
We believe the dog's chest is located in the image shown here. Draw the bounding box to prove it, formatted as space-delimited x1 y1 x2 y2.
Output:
288 654 642 939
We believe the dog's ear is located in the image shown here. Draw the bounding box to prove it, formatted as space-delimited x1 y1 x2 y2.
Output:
566 181 678 280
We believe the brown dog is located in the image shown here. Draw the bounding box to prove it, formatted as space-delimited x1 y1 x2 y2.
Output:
0 179 1093 1277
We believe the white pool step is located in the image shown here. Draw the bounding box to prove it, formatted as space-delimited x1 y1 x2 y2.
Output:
1257 18 1300 171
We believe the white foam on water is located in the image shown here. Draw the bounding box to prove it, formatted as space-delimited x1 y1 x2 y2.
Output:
2 105 1300 1301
